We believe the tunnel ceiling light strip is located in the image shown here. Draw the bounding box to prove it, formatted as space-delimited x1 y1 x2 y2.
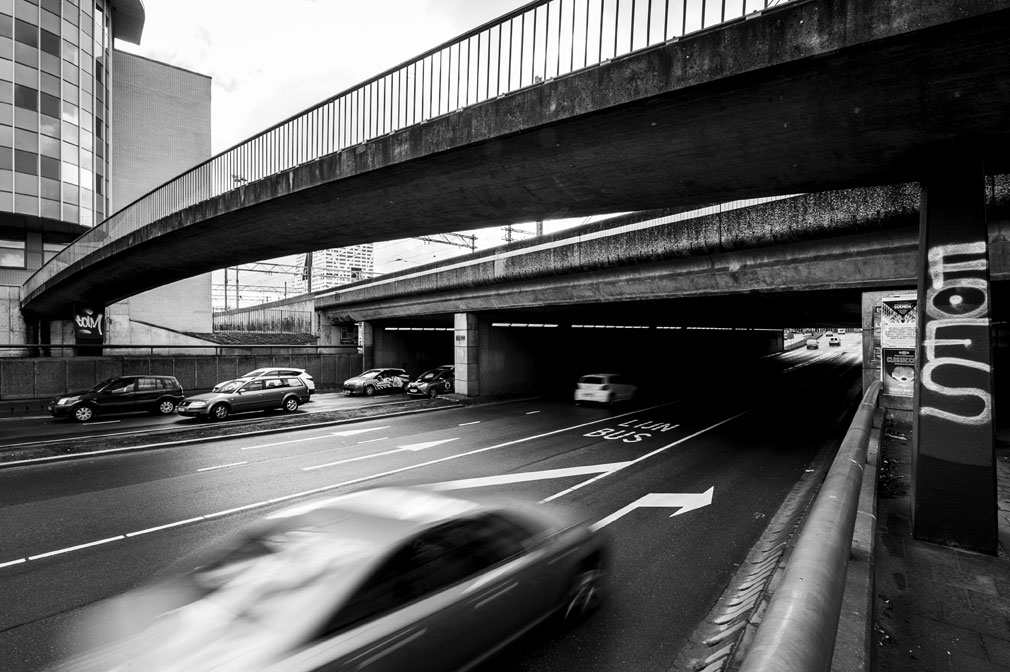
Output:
491 323 559 328
383 327 452 331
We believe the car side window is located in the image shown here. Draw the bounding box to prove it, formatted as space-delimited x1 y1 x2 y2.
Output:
264 379 282 389
137 378 158 391
244 380 265 392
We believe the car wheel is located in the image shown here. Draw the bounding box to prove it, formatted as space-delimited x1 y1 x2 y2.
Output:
364 385 376 397
155 399 177 415
282 396 300 412
72 404 95 422
210 404 230 421
561 562 605 623
606 393 615 406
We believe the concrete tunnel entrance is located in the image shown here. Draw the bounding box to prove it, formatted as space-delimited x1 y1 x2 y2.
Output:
364 314 785 399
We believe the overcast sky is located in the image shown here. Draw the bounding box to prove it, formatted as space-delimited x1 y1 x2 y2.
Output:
113 0 612 296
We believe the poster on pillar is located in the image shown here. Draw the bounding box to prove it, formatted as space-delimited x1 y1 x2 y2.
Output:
880 295 916 397
73 305 105 345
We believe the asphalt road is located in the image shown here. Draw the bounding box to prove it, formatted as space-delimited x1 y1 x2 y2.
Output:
0 335 864 671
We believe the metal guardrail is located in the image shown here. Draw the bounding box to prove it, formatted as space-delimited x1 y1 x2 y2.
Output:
738 379 881 672
23 0 795 303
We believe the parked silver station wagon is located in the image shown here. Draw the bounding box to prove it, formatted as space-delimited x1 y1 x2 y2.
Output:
178 376 309 420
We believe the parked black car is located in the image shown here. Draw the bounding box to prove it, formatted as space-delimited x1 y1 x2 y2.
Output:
48 375 185 422
406 365 455 398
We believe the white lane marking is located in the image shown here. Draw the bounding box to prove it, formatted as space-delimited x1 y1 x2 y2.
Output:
241 426 391 450
458 421 481 426
302 438 460 471
197 462 248 472
526 411 541 415
27 535 126 560
2 401 680 569
86 420 121 426
125 517 206 537
358 437 389 444
589 488 715 532
428 463 631 491
541 408 754 503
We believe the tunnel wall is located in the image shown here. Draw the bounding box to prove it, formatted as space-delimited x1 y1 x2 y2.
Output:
371 328 454 380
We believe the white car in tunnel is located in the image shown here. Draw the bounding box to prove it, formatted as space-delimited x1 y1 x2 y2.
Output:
574 373 637 406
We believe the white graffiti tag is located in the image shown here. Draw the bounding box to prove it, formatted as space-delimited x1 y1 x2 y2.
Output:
921 242 991 425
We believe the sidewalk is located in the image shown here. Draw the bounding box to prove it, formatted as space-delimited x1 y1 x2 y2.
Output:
872 422 1010 672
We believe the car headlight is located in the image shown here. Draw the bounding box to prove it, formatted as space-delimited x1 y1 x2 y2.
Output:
186 401 207 409
56 396 80 406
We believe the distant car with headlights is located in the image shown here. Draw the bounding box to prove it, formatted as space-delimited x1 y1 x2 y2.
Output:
48 375 184 422
828 335 841 346
343 368 410 396
406 365 454 398
215 367 315 396
178 376 309 420
806 338 820 349
574 373 637 406
68 487 608 672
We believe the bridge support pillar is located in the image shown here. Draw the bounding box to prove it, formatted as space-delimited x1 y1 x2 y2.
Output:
454 313 479 397
912 149 997 553
360 321 375 371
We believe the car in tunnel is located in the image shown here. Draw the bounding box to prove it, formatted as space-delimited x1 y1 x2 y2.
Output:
574 373 637 406
806 338 820 349
828 335 841 346
73 487 608 672
406 365 455 398
343 368 410 396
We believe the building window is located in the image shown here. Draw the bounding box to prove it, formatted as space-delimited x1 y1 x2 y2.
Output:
13 84 38 111
14 20 38 49
0 236 26 268
14 148 37 174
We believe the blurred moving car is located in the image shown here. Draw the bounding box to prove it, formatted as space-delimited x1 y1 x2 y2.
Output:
406 365 454 398
72 487 607 672
828 335 841 346
343 368 410 396
214 367 315 396
574 373 637 406
837 328 846 334
48 375 184 422
178 376 309 420
806 338 820 349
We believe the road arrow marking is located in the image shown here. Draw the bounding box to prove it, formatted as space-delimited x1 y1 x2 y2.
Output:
331 426 390 437
427 463 631 491
398 438 459 451
590 487 714 532
303 437 460 471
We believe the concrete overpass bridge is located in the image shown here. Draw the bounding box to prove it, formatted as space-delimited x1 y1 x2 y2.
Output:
14 0 1009 556
19 0 1010 319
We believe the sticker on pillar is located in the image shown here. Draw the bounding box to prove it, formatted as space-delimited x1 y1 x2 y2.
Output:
881 296 917 349
339 324 359 346
882 348 916 397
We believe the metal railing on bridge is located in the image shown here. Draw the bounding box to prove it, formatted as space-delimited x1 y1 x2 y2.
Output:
24 0 793 303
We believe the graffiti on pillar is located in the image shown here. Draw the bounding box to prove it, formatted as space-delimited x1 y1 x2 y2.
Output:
920 242 992 425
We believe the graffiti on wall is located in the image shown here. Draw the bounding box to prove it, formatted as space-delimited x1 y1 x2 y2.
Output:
920 242 991 425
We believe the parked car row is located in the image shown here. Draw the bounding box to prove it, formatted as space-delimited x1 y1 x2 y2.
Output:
47 365 459 423
48 366 316 423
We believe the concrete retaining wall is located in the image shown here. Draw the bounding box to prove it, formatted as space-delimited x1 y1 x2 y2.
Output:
0 352 364 403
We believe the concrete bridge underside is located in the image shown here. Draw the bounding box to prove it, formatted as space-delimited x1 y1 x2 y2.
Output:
22 0 1010 317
